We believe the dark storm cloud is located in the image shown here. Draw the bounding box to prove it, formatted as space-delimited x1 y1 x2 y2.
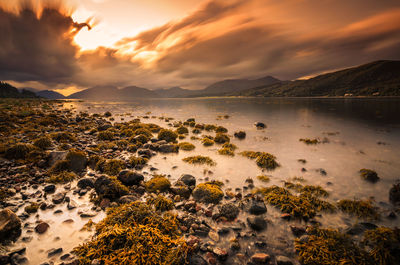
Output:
0 2 89 84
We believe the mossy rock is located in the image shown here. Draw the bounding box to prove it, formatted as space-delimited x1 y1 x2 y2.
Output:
178 142 195 151
201 138 215 146
176 126 189 134
51 132 76 143
24 203 40 214
129 156 148 168
256 153 279 170
214 133 230 144
215 126 228 133
102 159 126 176
47 171 77 184
4 144 35 160
193 183 224 204
98 130 114 141
182 156 216 166
337 199 380 220
218 147 235 156
147 195 174 212
359 169 379 183
145 176 171 193
94 175 129 200
66 149 87 172
33 136 52 150
299 138 319 145
157 129 178 143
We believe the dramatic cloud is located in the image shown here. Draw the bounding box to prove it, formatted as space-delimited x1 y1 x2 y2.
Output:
0 0 91 84
1 0 400 91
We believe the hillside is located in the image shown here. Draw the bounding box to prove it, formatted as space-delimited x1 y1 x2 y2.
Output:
199 76 280 96
67 85 158 100
36 90 66 99
0 82 38 98
233 60 400 97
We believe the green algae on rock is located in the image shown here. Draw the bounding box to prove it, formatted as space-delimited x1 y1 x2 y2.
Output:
145 175 171 193
193 182 224 204
182 155 216 166
178 142 195 151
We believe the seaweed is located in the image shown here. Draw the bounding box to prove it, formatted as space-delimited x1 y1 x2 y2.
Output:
178 142 195 151
145 175 171 193
215 126 228 133
158 129 178 143
4 143 35 160
74 202 189 265
47 171 77 184
362 227 400 265
129 156 148 168
147 195 174 212
295 226 372 265
201 138 214 146
182 156 216 166
98 130 114 141
33 136 52 150
257 175 271 183
193 183 224 204
176 126 189 134
240 151 279 170
337 199 380 220
218 147 235 156
102 159 126 176
299 138 319 145
214 133 230 144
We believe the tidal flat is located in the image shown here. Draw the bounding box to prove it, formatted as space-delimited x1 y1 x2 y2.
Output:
0 97 399 265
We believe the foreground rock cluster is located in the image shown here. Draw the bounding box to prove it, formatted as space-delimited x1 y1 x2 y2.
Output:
0 99 399 265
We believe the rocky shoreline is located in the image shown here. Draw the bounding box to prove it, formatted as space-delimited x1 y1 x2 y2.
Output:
0 98 399 265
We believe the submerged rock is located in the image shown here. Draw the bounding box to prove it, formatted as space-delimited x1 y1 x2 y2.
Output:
359 169 379 182
219 202 239 221
0 209 22 242
117 170 144 186
77 178 95 189
35 222 50 234
248 199 267 215
247 216 267 231
255 122 266 129
389 183 400 204
179 174 196 187
276 255 293 265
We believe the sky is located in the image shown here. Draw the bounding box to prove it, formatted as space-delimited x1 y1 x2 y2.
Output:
0 0 400 95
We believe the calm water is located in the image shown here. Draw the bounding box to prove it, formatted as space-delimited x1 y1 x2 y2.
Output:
31 97 397 263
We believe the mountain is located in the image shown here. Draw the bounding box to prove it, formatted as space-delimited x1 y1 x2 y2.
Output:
155 87 199 98
67 85 158 100
0 82 38 98
198 76 281 96
232 60 400 97
36 90 66 99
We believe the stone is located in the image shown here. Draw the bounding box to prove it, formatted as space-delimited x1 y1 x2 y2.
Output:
0 209 22 242
47 248 63 257
43 184 56 193
234 131 246 139
118 195 138 204
117 170 144 186
48 151 67 166
389 183 400 204
10 253 28 265
35 222 50 234
77 178 95 189
247 216 267 231
248 199 267 215
212 247 228 261
171 185 191 199
158 144 178 153
179 174 196 187
208 231 219 242
276 256 293 265
52 193 65 204
68 153 87 173
219 203 239 221
251 253 270 264
255 122 266 129
67 200 78 210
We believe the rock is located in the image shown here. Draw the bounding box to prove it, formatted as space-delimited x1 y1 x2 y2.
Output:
251 253 270 264
117 170 144 186
247 216 267 231
158 144 178 153
118 195 138 204
52 193 65 204
192 183 223 204
389 183 400 204
77 178 95 189
179 174 196 187
48 151 67 166
99 198 111 209
255 122 266 129
234 131 246 139
0 255 9 264
67 200 78 210
187 254 207 265
94 175 128 200
43 184 56 193
248 199 267 215
67 152 87 173
290 225 306 237
212 247 228 261
276 255 293 265
360 169 379 182
10 253 28 265
0 209 22 242
171 185 191 199
208 231 219 242
35 222 50 234
47 248 63 257
219 203 239 221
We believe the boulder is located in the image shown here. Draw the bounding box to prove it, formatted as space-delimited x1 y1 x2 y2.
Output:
359 169 379 182
35 222 50 234
117 170 144 186
219 203 239 221
43 184 56 193
248 199 267 215
171 185 191 199
48 151 67 166
77 178 95 189
0 209 22 242
52 193 65 204
247 216 267 231
179 174 196 187
192 183 223 204
158 144 179 153
94 175 128 200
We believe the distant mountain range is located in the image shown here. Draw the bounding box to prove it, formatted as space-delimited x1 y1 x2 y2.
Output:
1 60 399 99
230 60 400 97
